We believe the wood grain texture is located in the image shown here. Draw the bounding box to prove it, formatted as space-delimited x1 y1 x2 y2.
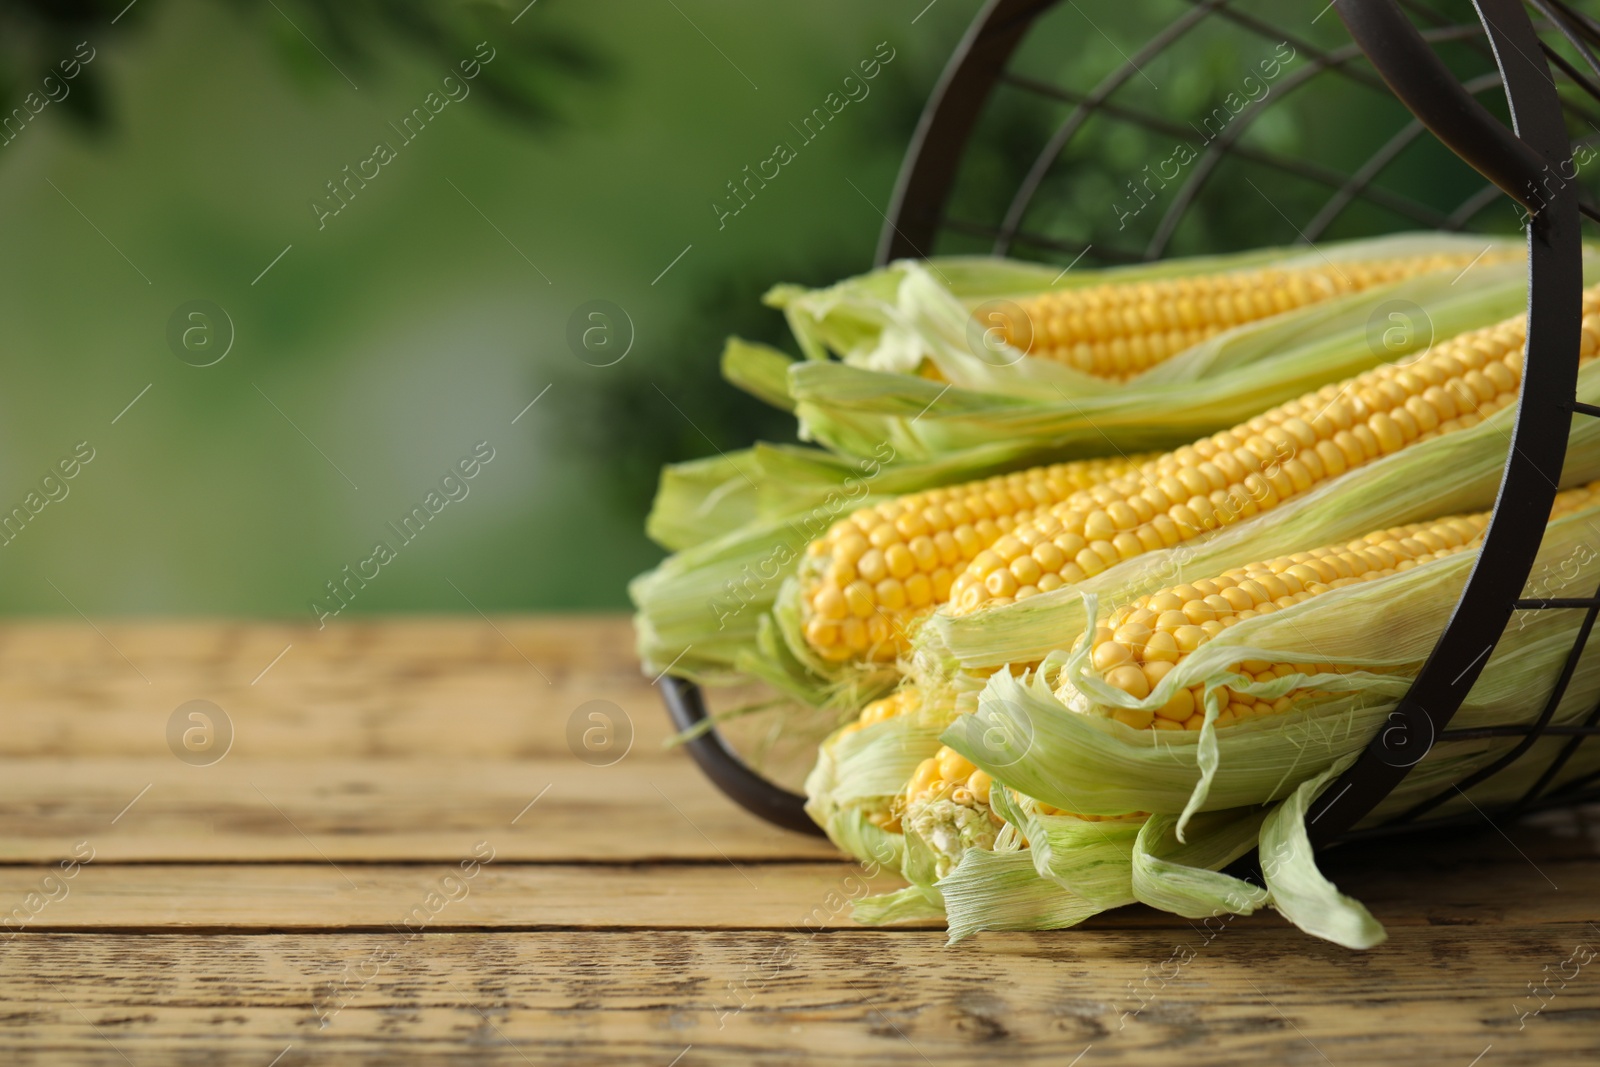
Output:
0 616 824 788
3 928 1598 1066
2 617 1598 1065
0 863 923 931
0 821 1595 931
0 617 668 759
0 758 837 862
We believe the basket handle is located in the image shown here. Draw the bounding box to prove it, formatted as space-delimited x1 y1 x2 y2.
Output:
660 676 825 836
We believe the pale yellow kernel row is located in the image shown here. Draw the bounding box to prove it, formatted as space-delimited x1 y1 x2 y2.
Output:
944 292 1600 620
1002 251 1515 380
800 286 1600 667
835 687 921 739
1070 480 1600 732
800 452 1155 662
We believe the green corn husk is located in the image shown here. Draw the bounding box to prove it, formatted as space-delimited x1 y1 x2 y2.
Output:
801 679 1280 938
720 337 797 416
645 449 766 553
767 235 1532 462
884 490 1600 948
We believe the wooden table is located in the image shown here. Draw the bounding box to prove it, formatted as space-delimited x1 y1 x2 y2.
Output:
1 616 1597 1065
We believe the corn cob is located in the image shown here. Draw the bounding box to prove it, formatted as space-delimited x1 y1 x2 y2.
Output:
1000 251 1508 380
800 452 1156 662
825 687 994 835
902 745 994 830
1069 481 1600 731
835 687 922 739
896 739 1145 878
798 288 1600 666
944 288 1600 619
839 689 1105 835
900 743 1137 824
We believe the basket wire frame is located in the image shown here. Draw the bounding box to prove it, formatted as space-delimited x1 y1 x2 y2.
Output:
663 0 1600 846
886 0 1600 264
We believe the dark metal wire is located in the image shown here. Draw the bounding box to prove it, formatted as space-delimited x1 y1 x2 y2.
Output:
1307 0 1592 840
996 66 1476 241
1303 72 1506 238
994 72 1442 224
1541 757 1600 799
1143 31 1487 256
1386 0 1600 134
1545 0 1600 43
660 675 818 836
1000 16 1497 258
1395 575 1600 825
991 0 1223 255
1000 4 1600 255
1530 0 1600 76
1521 697 1600 805
1416 0 1600 224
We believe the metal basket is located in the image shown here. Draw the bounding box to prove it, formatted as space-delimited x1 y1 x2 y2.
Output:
663 0 1600 844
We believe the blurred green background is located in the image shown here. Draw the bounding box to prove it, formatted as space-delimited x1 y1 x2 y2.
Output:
0 0 1557 617
0 0 958 616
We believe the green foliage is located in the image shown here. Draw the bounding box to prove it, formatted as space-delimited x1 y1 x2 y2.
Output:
226 0 608 127
0 0 605 145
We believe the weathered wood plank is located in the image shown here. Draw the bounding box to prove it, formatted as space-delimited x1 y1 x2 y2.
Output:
0 617 656 757
0 617 822 785
0 758 837 862
2 754 1597 876
0 818 1597 931
2 929 1597 1065
0 863 917 931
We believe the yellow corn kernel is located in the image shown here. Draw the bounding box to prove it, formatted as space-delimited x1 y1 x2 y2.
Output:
999 252 1516 380
834 686 922 737
946 289 1600 619
1070 481 1600 731
800 453 1154 662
